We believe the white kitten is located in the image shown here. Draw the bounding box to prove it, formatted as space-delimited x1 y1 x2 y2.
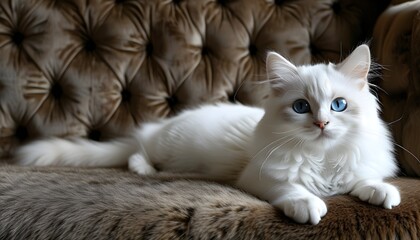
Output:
16 45 400 225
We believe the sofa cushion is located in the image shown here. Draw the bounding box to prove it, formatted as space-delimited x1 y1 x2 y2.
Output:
373 1 420 177
0 165 419 239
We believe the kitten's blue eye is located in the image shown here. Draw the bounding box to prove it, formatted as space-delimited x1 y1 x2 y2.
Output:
331 97 347 112
293 99 311 114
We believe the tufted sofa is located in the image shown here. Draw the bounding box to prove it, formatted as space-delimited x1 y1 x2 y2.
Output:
1 0 420 239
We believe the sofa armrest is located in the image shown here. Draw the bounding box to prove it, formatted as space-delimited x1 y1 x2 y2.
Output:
372 1 420 177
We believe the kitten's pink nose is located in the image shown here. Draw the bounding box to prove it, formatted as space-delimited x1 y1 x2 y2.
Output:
313 121 329 130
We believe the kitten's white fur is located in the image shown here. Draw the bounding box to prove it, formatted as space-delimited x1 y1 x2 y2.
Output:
16 45 400 225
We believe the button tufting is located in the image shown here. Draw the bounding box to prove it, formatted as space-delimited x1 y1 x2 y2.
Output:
115 0 125 4
50 83 63 100
85 38 96 52
173 0 181 5
331 1 341 14
145 42 153 56
11 31 25 46
88 129 102 141
121 89 131 102
218 0 228 6
166 96 178 109
249 44 258 56
310 43 321 55
15 126 28 141
201 46 210 56
228 94 236 103
274 0 285 6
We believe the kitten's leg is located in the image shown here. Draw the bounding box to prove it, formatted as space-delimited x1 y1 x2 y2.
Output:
128 153 157 175
350 179 400 209
268 183 328 225
237 174 327 225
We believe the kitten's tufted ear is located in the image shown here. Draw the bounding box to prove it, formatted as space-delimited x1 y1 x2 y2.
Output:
336 45 371 88
266 51 298 89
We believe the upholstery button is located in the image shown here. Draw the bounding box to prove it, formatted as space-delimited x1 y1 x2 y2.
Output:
274 0 285 6
331 1 341 14
218 0 227 6
166 96 178 109
146 42 153 56
15 126 28 141
201 46 209 56
115 0 125 3
50 83 63 100
228 94 236 103
121 89 131 102
310 43 321 56
85 38 96 52
11 31 25 46
249 44 257 56
173 0 181 5
88 129 101 141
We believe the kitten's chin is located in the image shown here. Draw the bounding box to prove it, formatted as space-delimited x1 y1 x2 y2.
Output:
318 130 335 140
308 130 339 147
317 130 347 149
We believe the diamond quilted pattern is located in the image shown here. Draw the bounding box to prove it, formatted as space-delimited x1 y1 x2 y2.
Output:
0 0 389 158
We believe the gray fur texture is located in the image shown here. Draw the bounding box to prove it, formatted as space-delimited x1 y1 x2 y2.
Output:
0 165 419 239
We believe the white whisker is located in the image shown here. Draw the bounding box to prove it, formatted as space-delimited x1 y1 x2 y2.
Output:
258 136 297 181
393 142 420 166
272 128 301 135
369 83 389 96
332 154 345 172
251 135 292 163
387 114 404 126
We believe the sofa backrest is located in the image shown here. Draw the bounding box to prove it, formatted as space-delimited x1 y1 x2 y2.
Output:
0 0 389 158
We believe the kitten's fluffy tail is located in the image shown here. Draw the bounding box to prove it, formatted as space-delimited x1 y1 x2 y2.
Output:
15 137 138 167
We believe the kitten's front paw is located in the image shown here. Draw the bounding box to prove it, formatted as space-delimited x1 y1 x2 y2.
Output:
279 196 327 225
351 181 400 209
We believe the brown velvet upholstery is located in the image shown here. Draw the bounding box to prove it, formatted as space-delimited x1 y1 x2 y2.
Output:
1 0 420 238
0 0 389 157
373 0 420 176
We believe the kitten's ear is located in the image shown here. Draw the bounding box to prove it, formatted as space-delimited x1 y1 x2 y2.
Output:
266 51 298 89
336 45 371 88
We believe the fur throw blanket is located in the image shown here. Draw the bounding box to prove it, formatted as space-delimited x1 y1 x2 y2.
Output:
0 165 419 239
